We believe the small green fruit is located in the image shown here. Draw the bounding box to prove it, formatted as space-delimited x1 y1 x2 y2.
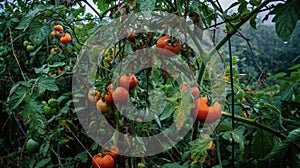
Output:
23 40 30 47
26 45 35 51
43 105 52 115
26 139 40 153
48 98 58 108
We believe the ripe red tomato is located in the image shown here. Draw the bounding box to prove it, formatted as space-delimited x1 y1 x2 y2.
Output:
112 87 129 104
92 153 114 168
119 74 138 90
105 84 114 105
156 36 182 57
194 97 222 123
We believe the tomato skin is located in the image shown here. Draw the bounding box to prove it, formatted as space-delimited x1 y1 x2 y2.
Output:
180 83 200 97
53 25 64 32
112 87 129 104
104 145 120 159
87 90 101 102
96 99 111 113
104 84 114 105
92 154 114 168
156 36 182 57
50 31 60 38
119 74 138 90
194 97 222 123
60 33 72 44
26 139 40 153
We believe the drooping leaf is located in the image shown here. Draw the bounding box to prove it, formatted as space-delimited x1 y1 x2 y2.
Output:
7 83 28 112
271 0 300 41
261 128 300 161
251 129 275 159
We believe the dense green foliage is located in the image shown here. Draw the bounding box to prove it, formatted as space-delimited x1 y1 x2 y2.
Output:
0 0 300 168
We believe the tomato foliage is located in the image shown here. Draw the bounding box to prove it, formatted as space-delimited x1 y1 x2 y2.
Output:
0 0 300 168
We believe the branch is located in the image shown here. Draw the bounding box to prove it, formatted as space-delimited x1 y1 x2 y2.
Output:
211 0 275 55
221 112 287 139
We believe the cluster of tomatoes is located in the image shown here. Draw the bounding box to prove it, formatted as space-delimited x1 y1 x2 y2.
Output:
180 83 222 123
88 74 138 113
92 145 119 168
50 24 72 44
155 35 222 123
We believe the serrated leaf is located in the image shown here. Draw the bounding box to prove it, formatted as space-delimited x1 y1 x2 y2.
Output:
271 0 300 41
35 158 51 168
137 0 156 12
38 77 59 92
261 128 300 161
7 83 28 112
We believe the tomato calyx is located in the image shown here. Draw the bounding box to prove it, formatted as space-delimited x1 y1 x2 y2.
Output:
164 37 181 47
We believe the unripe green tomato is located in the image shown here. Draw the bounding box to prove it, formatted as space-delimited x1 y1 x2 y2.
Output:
26 45 35 51
23 40 30 47
48 98 58 108
26 139 40 153
43 105 52 115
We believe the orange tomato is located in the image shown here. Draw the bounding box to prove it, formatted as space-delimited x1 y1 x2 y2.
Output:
156 36 182 57
92 153 114 168
104 145 120 159
194 97 222 123
112 87 129 104
50 31 60 38
180 83 200 97
87 90 101 102
53 24 64 32
96 99 111 113
59 33 72 44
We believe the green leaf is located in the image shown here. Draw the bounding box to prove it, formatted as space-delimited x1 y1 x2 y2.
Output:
261 128 300 161
288 64 300 70
269 72 287 80
271 0 300 41
137 0 156 12
35 158 51 168
162 163 184 168
16 5 44 30
74 151 88 163
7 83 28 112
38 77 59 92
28 23 52 45
251 129 275 159
35 65 50 74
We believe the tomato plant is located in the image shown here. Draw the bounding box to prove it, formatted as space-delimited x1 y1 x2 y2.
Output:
1 0 300 168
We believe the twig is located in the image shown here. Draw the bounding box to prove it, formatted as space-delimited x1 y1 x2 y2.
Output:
9 28 27 82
